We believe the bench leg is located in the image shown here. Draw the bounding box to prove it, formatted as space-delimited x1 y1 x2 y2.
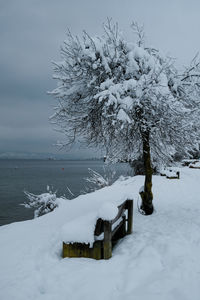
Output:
116 215 126 239
103 221 112 259
126 200 133 234
92 241 103 260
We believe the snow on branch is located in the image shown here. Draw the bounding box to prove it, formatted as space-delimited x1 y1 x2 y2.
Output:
131 21 145 46
50 19 200 166
22 187 60 218
82 167 116 193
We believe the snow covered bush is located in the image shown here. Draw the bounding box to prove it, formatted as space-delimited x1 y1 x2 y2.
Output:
82 167 116 193
50 19 200 215
23 187 59 218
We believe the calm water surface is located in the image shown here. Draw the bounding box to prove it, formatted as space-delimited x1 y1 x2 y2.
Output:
0 159 132 226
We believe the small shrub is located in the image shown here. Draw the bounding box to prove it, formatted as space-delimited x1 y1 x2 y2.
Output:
82 167 116 193
22 186 59 218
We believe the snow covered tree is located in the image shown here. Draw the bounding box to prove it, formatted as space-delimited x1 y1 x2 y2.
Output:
50 20 200 215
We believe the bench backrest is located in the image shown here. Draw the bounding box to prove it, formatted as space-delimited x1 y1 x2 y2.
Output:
94 199 133 237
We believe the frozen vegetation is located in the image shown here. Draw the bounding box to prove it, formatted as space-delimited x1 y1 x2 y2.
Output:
23 187 59 218
1 166 200 299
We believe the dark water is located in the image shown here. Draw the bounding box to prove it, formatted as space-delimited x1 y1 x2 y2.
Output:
0 159 132 226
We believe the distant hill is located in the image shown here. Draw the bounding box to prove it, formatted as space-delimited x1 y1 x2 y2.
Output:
0 151 102 160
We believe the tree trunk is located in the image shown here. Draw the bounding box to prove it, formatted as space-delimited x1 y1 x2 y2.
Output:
139 131 154 215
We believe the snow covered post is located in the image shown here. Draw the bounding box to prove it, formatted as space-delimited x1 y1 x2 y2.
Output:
50 19 200 216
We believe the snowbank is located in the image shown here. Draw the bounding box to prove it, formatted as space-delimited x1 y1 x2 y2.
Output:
1 168 200 300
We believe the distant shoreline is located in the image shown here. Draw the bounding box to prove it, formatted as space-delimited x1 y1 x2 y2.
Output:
0 158 103 161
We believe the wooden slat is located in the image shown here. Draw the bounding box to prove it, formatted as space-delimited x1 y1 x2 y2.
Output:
94 200 127 235
63 241 102 259
111 219 124 237
103 221 112 259
111 201 126 224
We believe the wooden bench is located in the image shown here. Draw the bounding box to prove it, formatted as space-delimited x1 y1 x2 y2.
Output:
189 165 200 169
189 162 200 169
160 169 180 179
182 159 199 166
166 171 180 179
63 199 133 260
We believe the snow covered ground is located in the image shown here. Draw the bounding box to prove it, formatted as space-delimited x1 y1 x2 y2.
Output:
1 167 200 300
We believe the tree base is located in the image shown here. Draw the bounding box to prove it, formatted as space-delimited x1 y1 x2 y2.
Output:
139 191 154 215
140 204 154 215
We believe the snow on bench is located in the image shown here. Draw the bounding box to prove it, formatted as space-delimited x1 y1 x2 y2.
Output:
62 199 133 260
189 161 200 169
160 168 180 179
182 159 199 166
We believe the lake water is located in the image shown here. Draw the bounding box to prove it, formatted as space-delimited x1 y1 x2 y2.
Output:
0 159 133 226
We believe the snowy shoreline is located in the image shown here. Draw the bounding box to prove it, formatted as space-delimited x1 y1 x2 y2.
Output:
1 167 200 300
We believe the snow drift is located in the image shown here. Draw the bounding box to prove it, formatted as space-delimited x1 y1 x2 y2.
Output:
1 167 200 300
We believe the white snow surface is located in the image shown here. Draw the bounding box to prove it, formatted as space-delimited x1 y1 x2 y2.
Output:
61 212 97 247
1 167 200 300
98 202 119 221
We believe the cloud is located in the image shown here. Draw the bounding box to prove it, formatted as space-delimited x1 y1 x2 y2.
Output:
1 0 200 155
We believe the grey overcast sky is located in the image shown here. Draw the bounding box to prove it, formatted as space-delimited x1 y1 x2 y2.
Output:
1 0 200 158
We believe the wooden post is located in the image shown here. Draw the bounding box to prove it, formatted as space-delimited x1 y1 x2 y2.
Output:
119 215 126 238
126 200 133 234
103 221 112 259
92 241 102 260
177 171 180 179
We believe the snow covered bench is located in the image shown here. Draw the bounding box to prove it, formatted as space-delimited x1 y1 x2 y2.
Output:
189 161 200 169
182 159 199 166
63 199 133 260
160 169 180 179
